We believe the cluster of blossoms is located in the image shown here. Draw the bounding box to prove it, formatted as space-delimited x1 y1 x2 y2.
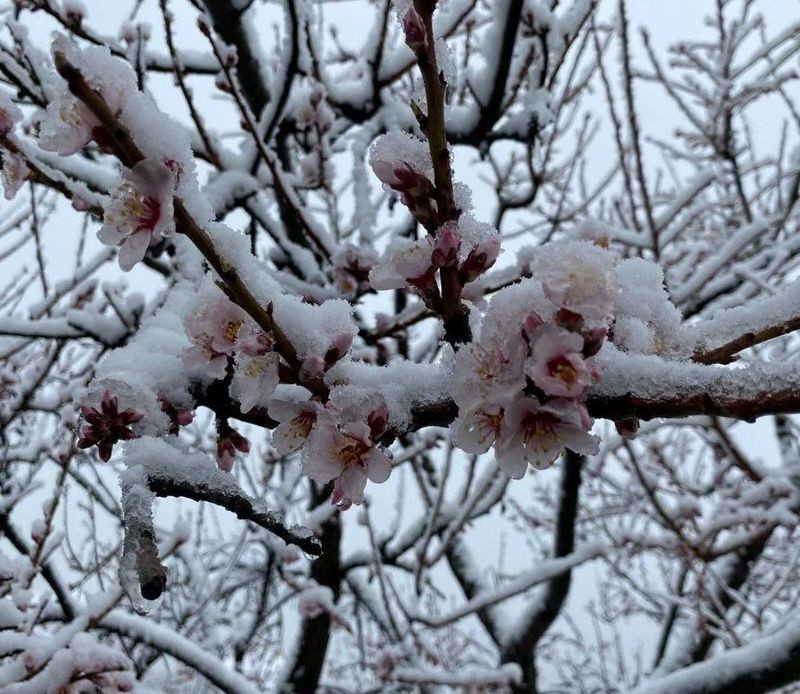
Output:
77 390 144 462
450 240 617 477
269 388 392 509
368 131 500 300
369 216 500 294
76 389 193 463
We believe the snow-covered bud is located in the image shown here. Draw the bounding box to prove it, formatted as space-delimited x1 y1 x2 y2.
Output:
222 45 238 68
402 7 427 52
197 14 212 36
376 648 399 682
71 196 91 212
521 311 545 344
282 546 301 564
459 236 501 283
431 222 461 268
62 0 86 26
325 333 353 368
300 354 325 383
582 325 607 357
215 73 232 92
554 307 584 333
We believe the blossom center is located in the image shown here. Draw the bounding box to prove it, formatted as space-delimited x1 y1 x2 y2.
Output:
114 183 162 232
548 356 578 385
520 411 558 448
223 319 242 342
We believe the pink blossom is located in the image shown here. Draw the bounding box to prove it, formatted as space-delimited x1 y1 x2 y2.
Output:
35 89 117 156
184 297 249 379
0 93 22 136
268 399 321 455
231 351 280 413
302 417 392 509
525 327 593 398
98 159 176 271
495 397 598 477
431 222 461 268
1 151 29 200
534 240 617 324
452 403 504 454
369 237 433 290
450 338 525 410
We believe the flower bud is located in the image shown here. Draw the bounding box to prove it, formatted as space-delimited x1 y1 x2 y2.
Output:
459 237 500 283
431 222 461 268
402 8 428 52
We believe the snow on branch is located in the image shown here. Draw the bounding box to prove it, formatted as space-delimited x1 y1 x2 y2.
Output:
118 438 319 604
634 612 800 694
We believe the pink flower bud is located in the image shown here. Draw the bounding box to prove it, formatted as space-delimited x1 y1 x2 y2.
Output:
554 307 584 332
216 423 250 472
367 401 389 439
521 311 545 343
431 223 461 268
459 237 501 283
300 354 325 382
402 7 428 51
582 326 607 357
325 333 354 368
